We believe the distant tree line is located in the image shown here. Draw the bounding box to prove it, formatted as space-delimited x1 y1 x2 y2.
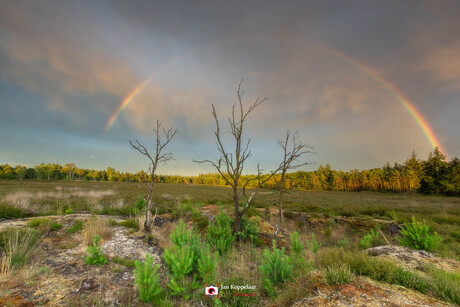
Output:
0 147 458 196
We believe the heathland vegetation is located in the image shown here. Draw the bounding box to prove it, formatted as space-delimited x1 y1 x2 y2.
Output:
1 183 458 305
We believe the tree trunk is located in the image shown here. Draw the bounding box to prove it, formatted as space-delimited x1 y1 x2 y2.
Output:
234 186 241 232
278 185 284 225
145 186 153 232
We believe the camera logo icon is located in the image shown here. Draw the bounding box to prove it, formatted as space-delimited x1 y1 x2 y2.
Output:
204 283 219 298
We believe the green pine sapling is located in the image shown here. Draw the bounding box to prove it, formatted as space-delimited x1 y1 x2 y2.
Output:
133 253 162 303
85 235 107 265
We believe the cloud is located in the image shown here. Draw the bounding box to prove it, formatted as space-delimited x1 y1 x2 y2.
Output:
0 2 139 108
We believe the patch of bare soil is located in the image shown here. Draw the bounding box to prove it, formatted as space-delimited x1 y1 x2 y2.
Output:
292 274 450 307
0 214 163 306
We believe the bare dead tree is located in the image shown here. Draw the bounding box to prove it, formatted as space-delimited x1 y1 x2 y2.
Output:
194 80 280 232
274 130 314 225
130 120 177 232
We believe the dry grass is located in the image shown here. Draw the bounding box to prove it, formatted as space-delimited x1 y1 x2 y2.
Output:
110 198 125 209
0 227 41 274
73 190 116 204
4 191 33 212
215 242 263 285
82 217 112 246
150 221 177 249
4 188 116 207
135 214 145 232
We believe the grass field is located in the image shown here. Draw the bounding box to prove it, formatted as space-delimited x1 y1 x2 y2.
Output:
1 180 459 260
0 179 459 306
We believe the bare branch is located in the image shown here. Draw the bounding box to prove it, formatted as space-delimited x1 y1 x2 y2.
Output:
130 120 177 231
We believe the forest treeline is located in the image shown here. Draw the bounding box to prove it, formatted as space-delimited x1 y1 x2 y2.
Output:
1 148 459 196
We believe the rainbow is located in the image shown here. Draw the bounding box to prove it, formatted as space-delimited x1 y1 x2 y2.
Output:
104 37 445 156
317 45 445 155
104 51 196 132
104 76 152 132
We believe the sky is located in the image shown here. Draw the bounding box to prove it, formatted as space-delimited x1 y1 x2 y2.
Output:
1 0 459 176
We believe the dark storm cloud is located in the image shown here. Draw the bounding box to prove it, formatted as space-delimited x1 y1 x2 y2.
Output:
1 0 459 173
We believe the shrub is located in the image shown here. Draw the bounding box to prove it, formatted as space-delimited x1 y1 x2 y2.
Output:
236 217 259 243
198 244 219 283
66 220 84 234
191 211 209 230
134 195 146 215
171 202 196 219
0 227 41 271
245 206 261 217
360 225 380 249
259 240 293 297
306 233 322 254
85 235 107 265
120 219 139 230
64 205 74 215
133 253 162 303
207 209 235 254
325 263 354 285
397 216 442 252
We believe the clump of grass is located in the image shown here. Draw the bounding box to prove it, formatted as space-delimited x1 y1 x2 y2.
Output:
28 218 50 228
426 265 460 305
66 219 84 234
112 256 136 269
28 218 61 232
120 219 139 230
0 205 24 219
135 214 145 232
324 263 354 285
0 227 41 272
82 217 112 246
49 222 62 231
317 247 460 305
272 274 313 307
